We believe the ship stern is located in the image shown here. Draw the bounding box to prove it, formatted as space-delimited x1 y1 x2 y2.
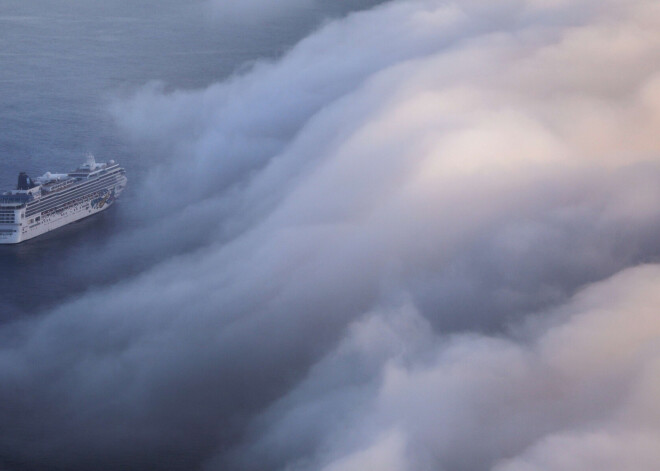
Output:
0 227 22 244
0 207 23 244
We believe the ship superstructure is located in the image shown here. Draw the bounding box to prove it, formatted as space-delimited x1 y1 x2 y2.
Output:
0 155 127 244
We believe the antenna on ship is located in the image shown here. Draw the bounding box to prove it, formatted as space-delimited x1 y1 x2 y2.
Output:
86 153 96 167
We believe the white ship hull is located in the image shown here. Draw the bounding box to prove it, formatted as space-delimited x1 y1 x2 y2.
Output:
0 187 124 244
0 156 127 245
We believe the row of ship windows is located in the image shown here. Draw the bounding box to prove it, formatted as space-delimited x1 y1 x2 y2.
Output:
37 172 120 201
32 176 119 209
41 173 119 197
27 183 115 216
36 191 105 217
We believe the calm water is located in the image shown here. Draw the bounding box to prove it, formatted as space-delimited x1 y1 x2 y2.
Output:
0 0 383 319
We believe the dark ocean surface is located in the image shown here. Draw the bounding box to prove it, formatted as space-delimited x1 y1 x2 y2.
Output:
0 0 383 319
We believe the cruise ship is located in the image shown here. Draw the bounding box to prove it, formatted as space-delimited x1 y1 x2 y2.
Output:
0 155 127 244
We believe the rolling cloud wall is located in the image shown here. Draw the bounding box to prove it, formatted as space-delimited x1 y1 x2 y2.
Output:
2 0 660 469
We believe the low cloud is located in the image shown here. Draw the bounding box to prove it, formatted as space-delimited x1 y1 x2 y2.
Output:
2 0 660 469
248 265 660 471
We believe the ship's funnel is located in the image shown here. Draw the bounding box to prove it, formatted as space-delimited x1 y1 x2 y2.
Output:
17 172 36 190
